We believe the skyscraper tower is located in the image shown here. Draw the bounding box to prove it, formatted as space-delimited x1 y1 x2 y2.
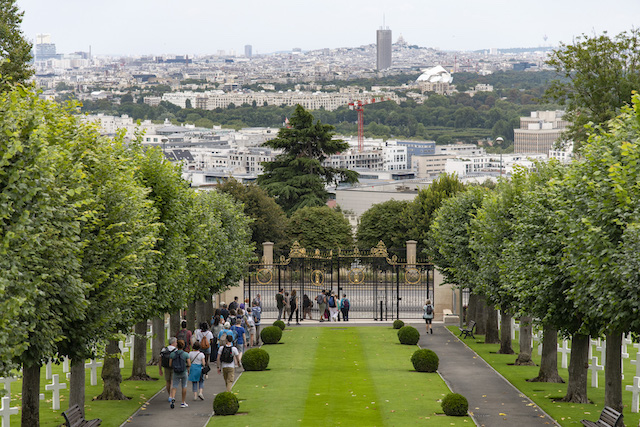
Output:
376 26 392 71
245 45 253 58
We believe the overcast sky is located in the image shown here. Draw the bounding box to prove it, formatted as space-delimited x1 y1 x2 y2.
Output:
16 0 640 56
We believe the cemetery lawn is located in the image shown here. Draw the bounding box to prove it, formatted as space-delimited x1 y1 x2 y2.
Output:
447 326 640 426
209 326 472 426
5 344 165 427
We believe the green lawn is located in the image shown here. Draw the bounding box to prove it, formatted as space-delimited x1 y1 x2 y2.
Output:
3 341 165 427
447 326 640 426
209 326 472 426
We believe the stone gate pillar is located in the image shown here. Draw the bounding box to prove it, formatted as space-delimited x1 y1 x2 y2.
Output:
406 240 417 267
263 242 274 266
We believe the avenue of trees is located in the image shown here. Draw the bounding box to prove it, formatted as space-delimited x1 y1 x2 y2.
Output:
0 84 253 424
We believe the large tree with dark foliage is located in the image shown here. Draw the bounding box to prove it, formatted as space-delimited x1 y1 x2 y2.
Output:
0 0 33 91
257 105 358 214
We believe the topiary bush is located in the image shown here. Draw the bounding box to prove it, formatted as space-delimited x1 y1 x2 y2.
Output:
213 391 239 415
260 325 283 344
393 319 405 329
397 325 420 345
273 320 286 330
441 393 468 416
242 348 270 371
411 348 439 372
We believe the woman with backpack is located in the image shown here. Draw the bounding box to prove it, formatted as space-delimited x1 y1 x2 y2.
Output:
195 322 214 365
423 299 435 334
328 291 339 322
340 294 350 321
302 294 312 320
188 341 206 401
287 289 300 326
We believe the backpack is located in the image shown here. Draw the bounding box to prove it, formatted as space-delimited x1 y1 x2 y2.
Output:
426 305 433 315
176 329 188 344
329 296 336 308
246 315 255 327
343 299 350 310
172 350 186 373
220 346 234 363
160 347 175 368
200 333 210 350
218 331 227 347
316 294 324 304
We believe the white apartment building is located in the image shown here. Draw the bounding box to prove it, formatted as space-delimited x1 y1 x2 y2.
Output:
514 110 568 154
412 154 454 178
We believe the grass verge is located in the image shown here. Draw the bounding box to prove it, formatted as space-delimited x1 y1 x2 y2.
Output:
447 326 640 426
208 326 471 426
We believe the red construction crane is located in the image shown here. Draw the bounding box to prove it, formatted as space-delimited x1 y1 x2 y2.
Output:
348 97 386 151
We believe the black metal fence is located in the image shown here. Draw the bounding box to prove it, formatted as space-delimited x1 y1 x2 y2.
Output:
245 242 434 320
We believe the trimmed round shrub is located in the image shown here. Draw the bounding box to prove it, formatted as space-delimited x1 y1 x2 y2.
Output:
441 393 468 416
242 348 270 371
213 391 239 415
411 348 439 372
260 325 283 344
393 319 405 329
397 325 420 345
273 320 286 330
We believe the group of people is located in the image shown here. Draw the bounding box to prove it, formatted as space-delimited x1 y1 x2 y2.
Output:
159 299 260 409
276 288 351 323
315 289 350 322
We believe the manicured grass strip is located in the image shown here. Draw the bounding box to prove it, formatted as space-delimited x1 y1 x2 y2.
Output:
210 326 471 426
302 327 383 426
447 326 640 426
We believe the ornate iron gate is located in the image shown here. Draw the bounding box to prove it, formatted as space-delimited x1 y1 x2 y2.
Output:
245 241 434 320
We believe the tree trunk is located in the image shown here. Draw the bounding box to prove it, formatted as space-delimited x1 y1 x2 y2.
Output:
96 340 129 400
475 295 487 335
128 321 153 380
170 310 181 338
149 316 164 365
21 362 40 427
467 292 477 326
484 303 499 344
68 358 86 415
515 316 535 365
187 301 196 330
498 311 514 354
196 300 206 327
529 325 564 382
561 333 589 403
604 330 623 414
204 294 214 324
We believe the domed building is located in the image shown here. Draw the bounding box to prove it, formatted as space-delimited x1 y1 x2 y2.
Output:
416 65 455 95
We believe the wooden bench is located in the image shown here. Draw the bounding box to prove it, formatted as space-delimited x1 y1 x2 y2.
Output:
62 404 102 427
459 320 476 339
580 406 622 427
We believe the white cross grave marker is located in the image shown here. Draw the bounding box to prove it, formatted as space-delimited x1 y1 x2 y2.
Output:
0 377 17 399
62 356 69 373
118 341 128 369
626 376 640 413
588 356 604 388
630 352 640 377
589 338 599 360
147 325 153 352
45 374 67 410
45 360 53 380
511 318 518 340
165 320 171 341
126 335 134 361
557 339 571 369
596 340 606 367
85 359 103 386
537 331 544 356
0 396 19 427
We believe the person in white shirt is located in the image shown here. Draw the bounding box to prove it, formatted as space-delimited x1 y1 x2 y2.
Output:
216 335 241 392
159 337 177 402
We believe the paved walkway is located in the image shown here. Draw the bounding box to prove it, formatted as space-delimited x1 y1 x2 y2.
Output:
417 322 558 426
121 320 559 426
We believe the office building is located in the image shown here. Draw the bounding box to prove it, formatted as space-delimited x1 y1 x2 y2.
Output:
376 27 392 70
245 45 252 58
513 111 568 154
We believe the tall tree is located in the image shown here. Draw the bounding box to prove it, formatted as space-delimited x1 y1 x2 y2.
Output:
288 206 353 251
0 0 33 91
356 199 411 252
545 29 640 150
257 104 358 214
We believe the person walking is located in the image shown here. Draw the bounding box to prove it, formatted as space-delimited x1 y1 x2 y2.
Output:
188 341 206 401
316 290 327 322
302 294 312 320
287 289 300 326
276 288 285 321
283 291 290 321
328 291 339 322
252 301 262 345
176 320 192 352
423 299 434 334
231 320 246 359
252 293 262 309
246 311 256 347
169 339 191 409
159 337 177 402
194 322 214 365
340 294 350 321
217 334 241 392
211 314 223 358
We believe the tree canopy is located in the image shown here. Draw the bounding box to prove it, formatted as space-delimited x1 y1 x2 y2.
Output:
0 0 33 91
288 206 353 251
356 199 411 252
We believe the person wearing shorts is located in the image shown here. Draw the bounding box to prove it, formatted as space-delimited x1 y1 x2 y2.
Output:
423 299 434 334
169 339 191 408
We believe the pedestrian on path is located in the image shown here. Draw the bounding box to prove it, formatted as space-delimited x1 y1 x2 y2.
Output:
169 339 191 409
231 321 246 359
194 322 214 365
176 320 192 352
252 301 262 345
188 341 206 401
159 337 177 402
217 334 241 392
328 291 339 322
287 289 300 326
276 288 285 321
423 299 434 334
302 294 312 320
283 291 290 321
246 311 256 347
340 294 350 321
317 290 327 322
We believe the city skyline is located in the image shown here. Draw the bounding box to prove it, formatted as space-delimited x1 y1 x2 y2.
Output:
17 0 640 56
